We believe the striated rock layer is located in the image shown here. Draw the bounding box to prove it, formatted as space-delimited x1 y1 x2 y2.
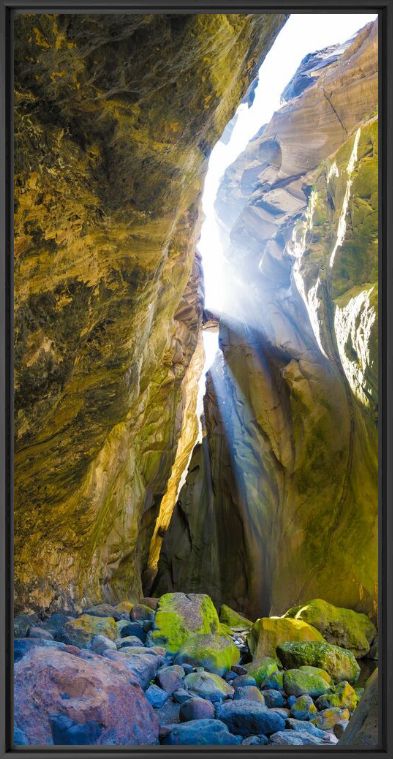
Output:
14 13 287 612
155 22 378 619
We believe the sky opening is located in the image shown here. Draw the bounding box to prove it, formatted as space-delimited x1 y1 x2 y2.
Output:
199 12 377 371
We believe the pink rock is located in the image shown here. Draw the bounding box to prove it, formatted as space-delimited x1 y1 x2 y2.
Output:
14 646 159 745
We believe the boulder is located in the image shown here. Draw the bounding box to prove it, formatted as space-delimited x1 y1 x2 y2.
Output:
175 633 239 675
117 621 146 642
233 686 265 703
245 656 280 686
179 697 215 721
277 641 360 683
284 599 376 658
83 603 123 621
311 707 350 730
270 730 322 745
290 694 317 720
151 593 220 653
161 719 242 745
91 635 117 654
184 671 234 702
242 735 269 745
283 668 332 697
41 612 75 642
131 604 155 622
338 668 378 747
248 616 323 660
219 604 253 630
27 626 53 640
14 638 80 662
14 646 159 745
145 684 168 708
14 613 39 638
141 597 159 611
232 674 257 688
116 636 145 649
263 689 286 708
64 614 117 648
103 648 163 689
157 664 185 693
261 670 284 690
298 664 332 684
114 601 134 617
173 688 192 704
217 700 286 736
315 681 358 711
286 718 327 739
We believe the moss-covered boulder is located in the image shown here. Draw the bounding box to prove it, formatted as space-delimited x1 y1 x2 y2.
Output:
175 633 240 675
64 614 117 648
248 616 323 659
311 707 350 731
284 599 376 657
298 665 332 685
184 671 234 702
219 605 253 630
245 656 280 687
150 593 220 653
277 641 360 683
283 668 333 698
260 670 284 690
315 681 359 711
290 694 317 720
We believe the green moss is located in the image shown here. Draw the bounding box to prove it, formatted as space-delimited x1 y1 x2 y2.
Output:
151 593 221 653
284 598 376 657
176 633 240 675
64 613 117 647
277 641 360 684
316 681 358 711
247 616 324 660
283 668 333 698
220 604 253 630
311 706 350 731
245 657 280 687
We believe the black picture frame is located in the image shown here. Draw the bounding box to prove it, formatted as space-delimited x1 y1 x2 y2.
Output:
1 1 392 757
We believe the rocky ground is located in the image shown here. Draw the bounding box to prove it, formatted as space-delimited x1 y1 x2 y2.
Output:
13 593 378 746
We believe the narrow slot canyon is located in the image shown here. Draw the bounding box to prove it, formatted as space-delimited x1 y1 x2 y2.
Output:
13 11 379 747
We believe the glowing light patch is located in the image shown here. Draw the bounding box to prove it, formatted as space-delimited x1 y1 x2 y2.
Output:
288 191 328 357
329 127 361 268
327 161 339 181
334 286 376 406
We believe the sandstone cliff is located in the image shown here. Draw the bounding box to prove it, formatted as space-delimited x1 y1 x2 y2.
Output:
14 12 287 612
155 21 378 619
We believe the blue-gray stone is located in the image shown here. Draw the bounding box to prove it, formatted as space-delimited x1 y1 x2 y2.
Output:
217 700 285 736
161 719 242 745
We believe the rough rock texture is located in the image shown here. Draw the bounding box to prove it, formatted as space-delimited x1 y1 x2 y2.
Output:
277 641 361 684
284 598 377 657
247 616 324 659
13 13 286 612
150 592 221 653
156 21 378 619
339 668 378 747
14 646 159 745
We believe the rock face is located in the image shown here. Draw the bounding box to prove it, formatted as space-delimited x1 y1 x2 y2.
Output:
13 13 286 612
155 21 378 619
339 668 378 747
14 646 159 745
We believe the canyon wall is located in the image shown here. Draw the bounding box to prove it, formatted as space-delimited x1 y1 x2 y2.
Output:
14 12 287 612
155 22 378 620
